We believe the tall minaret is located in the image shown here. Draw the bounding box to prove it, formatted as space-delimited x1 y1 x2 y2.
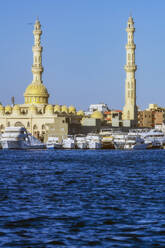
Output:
32 18 43 84
24 18 49 105
123 16 137 126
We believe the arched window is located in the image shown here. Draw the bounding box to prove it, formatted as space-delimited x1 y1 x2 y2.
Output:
27 122 30 128
15 122 24 127
0 124 4 131
42 124 45 130
127 111 130 119
33 124 38 130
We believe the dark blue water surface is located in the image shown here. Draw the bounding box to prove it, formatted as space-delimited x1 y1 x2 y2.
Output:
0 150 165 247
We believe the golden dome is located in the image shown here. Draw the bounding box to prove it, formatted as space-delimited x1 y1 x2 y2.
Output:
5 105 12 113
69 105 76 114
24 83 49 97
61 105 68 113
91 111 104 120
24 83 49 104
77 110 84 116
54 105 61 112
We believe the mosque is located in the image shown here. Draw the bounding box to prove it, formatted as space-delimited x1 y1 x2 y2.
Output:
0 16 137 139
0 19 90 139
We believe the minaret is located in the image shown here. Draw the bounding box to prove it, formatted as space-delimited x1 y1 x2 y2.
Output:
24 18 49 105
123 16 137 127
32 18 43 84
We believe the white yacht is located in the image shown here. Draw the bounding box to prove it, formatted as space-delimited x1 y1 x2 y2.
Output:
62 136 75 149
124 135 149 150
128 129 165 149
75 136 87 149
46 137 62 149
141 129 165 148
86 134 102 149
1 127 45 149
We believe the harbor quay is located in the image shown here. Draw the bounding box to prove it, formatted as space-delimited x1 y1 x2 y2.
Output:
0 17 165 149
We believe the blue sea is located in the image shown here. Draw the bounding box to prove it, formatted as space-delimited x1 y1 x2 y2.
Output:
0 149 165 247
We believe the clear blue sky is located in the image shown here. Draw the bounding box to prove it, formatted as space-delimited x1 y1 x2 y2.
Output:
0 0 165 110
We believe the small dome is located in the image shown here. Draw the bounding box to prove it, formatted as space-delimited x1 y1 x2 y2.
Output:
69 105 76 114
29 105 37 112
45 104 54 114
77 110 84 116
45 104 53 111
5 105 12 113
13 104 20 114
0 105 4 114
61 105 68 113
91 111 104 120
0 105 4 111
54 105 61 112
13 105 20 110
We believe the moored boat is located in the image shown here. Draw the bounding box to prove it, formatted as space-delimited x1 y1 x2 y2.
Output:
101 136 115 149
75 136 87 149
86 134 102 149
62 136 75 149
46 137 62 149
1 127 45 149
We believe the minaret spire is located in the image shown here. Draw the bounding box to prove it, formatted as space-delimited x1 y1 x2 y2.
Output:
123 16 137 127
32 18 43 84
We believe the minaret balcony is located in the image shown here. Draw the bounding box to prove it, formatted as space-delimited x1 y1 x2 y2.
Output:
33 30 42 36
126 44 136 49
124 65 137 71
126 27 135 32
32 46 42 52
32 66 43 73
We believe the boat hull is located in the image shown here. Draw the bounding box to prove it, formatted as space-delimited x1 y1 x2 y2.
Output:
46 143 62 149
1 140 29 150
88 142 102 149
63 143 75 149
77 142 87 149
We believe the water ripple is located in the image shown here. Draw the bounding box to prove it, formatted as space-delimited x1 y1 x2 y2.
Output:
0 150 165 247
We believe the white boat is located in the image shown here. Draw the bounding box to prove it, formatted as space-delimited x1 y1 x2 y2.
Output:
46 137 62 149
130 129 165 149
112 133 127 149
112 132 149 150
86 134 102 149
75 136 87 149
142 129 165 148
1 126 45 149
62 136 75 149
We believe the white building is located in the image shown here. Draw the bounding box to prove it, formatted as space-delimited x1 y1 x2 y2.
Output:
88 103 109 114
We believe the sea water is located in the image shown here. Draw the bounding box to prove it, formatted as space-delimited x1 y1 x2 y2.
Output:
0 149 165 247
